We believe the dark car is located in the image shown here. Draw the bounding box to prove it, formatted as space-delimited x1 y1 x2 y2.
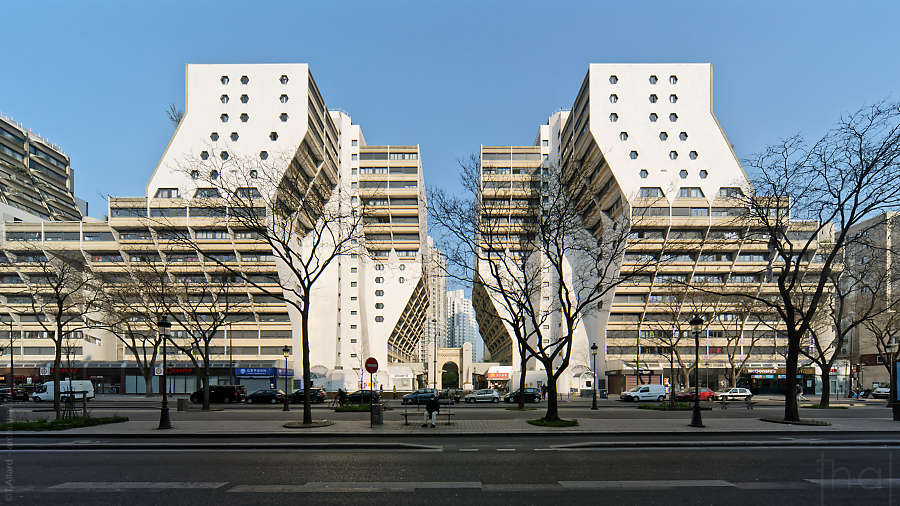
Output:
246 388 286 404
290 387 326 404
675 387 717 402
189 384 247 404
504 388 542 403
347 389 380 405
0 387 28 402
403 388 439 405
439 388 462 403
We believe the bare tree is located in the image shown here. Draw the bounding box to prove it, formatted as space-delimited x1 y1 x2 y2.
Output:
722 101 900 421
718 296 769 388
166 104 183 128
163 149 365 424
867 310 900 380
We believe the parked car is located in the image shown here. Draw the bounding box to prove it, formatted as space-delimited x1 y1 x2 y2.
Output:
619 384 667 402
674 387 717 402
347 389 381 405
439 388 462 403
189 385 247 404
871 386 891 399
33 380 95 402
290 387 326 404
0 387 28 402
717 387 753 401
403 388 438 405
504 388 542 403
464 389 500 403
246 388 286 404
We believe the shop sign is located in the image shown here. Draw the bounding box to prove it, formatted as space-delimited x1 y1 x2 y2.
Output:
746 368 776 374
167 368 193 374
236 367 275 377
154 366 164 376
39 367 49 376
486 372 510 380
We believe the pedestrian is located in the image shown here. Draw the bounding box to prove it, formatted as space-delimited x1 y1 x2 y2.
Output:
796 383 807 403
337 388 346 407
541 384 547 400
393 385 397 400
380 385 384 400
423 392 440 428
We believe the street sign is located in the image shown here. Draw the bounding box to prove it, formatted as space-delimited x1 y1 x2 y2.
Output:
365 357 378 374
154 366 164 376
39 366 49 376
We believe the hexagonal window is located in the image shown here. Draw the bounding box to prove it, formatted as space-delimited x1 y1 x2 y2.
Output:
211 170 219 179
649 94 658 104
279 75 289 85
220 76 229 85
619 132 628 141
609 75 618 84
649 75 658 84
249 170 258 179
669 151 678 160
669 94 678 103
220 114 229 123
240 94 249 104
629 151 638 160
659 132 668 141
200 151 209 160
219 151 229 161
269 132 279 141
640 169 649 179
699 170 708 179
230 132 239 142
609 113 618 122
220 94 229 104
210 132 219 141
279 113 288 122
240 75 249 85
259 151 268 160
609 94 618 104
669 113 678 122
190 170 199 179
280 94 289 103
689 151 698 160
669 75 678 85
649 113 658 122
240 113 249 122
679 170 688 179
679 132 688 141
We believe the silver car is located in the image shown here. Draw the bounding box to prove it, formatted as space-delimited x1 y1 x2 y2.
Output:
717 387 752 401
464 389 500 403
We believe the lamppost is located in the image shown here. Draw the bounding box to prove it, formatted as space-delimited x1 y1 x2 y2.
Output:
886 339 900 421
689 314 704 428
282 345 290 412
431 318 438 390
590 342 598 410
157 317 172 430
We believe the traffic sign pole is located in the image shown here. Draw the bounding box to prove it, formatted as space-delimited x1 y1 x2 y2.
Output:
364 357 378 428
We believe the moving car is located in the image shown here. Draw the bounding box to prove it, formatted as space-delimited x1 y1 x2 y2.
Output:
33 380 95 402
246 388 286 404
871 386 891 399
674 387 717 402
0 387 28 402
717 387 753 401
464 389 500 403
347 389 380 404
290 387 326 404
403 388 438 405
619 384 666 402
189 385 247 404
504 388 542 403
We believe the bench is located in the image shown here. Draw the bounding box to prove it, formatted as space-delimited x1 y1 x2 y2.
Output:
401 403 456 425
718 398 757 410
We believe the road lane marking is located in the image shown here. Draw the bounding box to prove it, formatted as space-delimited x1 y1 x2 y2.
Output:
496 448 516 452
733 482 809 489
228 482 482 493
50 482 227 490
559 480 734 489
459 448 479 452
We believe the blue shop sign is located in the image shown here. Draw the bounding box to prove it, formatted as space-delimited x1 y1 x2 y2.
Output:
236 367 275 377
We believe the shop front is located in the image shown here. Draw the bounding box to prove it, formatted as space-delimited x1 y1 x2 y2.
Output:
235 367 293 394
740 366 817 395
485 366 511 391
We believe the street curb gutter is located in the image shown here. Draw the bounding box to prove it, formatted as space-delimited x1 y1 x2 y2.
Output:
8 442 441 451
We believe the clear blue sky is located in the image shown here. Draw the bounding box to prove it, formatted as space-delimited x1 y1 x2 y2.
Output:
3 1 899 217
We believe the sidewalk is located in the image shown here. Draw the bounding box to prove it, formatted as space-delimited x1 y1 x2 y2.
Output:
11 414 900 437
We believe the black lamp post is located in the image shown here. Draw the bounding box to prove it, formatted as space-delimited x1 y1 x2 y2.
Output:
689 314 704 428
591 342 599 410
282 345 290 412
157 317 172 430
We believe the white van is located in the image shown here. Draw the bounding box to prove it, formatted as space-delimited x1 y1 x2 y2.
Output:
619 384 667 402
32 380 95 402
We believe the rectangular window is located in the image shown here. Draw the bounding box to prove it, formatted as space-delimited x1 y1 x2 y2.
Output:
679 187 705 198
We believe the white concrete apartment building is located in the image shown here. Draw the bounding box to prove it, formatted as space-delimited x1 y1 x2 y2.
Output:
474 64 828 394
0 64 430 393
447 289 482 363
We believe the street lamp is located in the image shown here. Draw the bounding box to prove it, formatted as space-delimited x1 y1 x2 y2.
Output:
282 345 290 412
887 339 900 422
157 317 172 430
431 318 438 390
689 314 704 428
590 342 599 410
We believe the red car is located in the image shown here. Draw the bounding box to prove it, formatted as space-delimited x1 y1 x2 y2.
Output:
674 388 717 401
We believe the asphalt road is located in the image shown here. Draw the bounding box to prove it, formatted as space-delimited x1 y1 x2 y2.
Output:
4 435 899 505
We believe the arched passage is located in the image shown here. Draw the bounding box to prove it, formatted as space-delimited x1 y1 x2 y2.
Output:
441 361 460 389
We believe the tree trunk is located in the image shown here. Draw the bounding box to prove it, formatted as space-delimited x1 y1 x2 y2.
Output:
669 355 676 406
818 370 831 408
783 334 801 422
543 371 559 422
202 366 210 411
301 305 312 425
144 371 154 398
53 339 62 419
517 341 527 410
730 365 737 388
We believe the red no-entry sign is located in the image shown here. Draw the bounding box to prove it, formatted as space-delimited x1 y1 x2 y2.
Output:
365 357 379 374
